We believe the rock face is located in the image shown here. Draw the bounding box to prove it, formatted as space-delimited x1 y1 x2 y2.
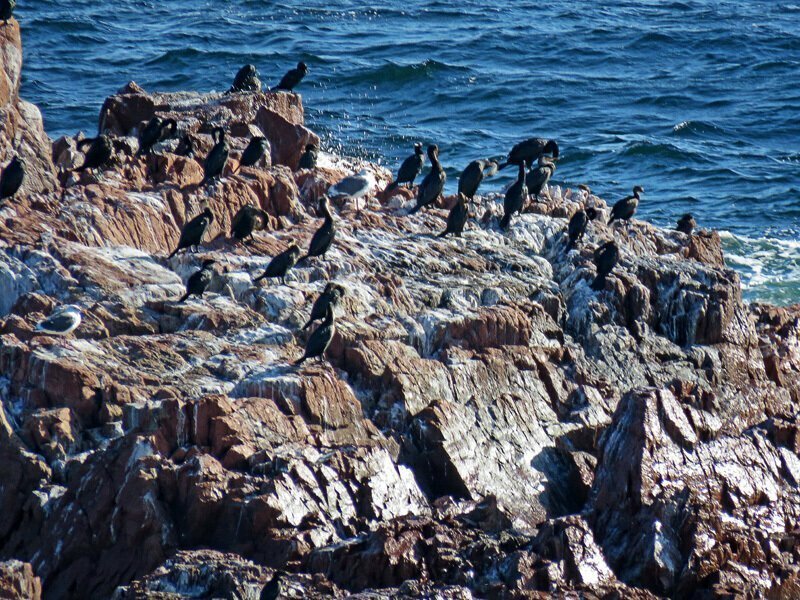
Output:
2 17 800 600
0 20 58 196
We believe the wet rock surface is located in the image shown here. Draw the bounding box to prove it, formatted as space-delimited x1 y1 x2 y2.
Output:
2 17 800 600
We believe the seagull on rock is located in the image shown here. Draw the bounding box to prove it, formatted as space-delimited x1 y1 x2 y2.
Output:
328 169 375 212
35 305 82 336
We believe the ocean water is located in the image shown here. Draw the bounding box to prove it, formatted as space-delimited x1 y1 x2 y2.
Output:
17 1 800 305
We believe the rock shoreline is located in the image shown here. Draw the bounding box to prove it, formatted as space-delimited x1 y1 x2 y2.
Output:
2 17 800 600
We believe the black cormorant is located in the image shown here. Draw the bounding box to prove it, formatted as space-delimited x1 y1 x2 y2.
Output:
409 145 445 214
297 143 319 170
500 162 528 229
566 207 598 250
254 243 301 285
526 156 556 201
295 305 336 365
175 134 195 159
275 62 308 91
302 283 344 330
230 64 261 93
138 117 177 156
234 136 269 172
386 143 425 191
298 196 336 263
260 571 286 600
591 241 620 291
75 135 113 173
499 138 559 170
0 0 15 25
439 193 469 238
169 207 214 258
458 159 498 200
202 127 229 184
0 156 24 202
178 259 216 302
677 213 696 235
608 185 644 225
231 204 269 243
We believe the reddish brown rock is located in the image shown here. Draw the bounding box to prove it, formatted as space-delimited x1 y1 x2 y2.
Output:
0 560 42 600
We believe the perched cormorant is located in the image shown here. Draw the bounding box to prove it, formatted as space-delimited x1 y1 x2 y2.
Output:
175 134 195 159
295 305 335 365
500 162 528 229
302 283 344 330
169 207 214 258
137 117 177 156
386 143 425 191
234 136 269 172
0 156 25 202
254 243 301 285
231 204 269 243
591 241 620 291
75 135 113 173
409 145 446 214
0 0 15 25
260 571 286 600
297 143 319 170
676 213 696 235
458 159 498 200
202 127 229 184
499 138 559 170
439 193 469 238
566 207 599 251
178 259 215 302
35 305 82 336
608 185 644 225
229 64 261 93
526 156 556 201
275 62 308 91
298 196 336 263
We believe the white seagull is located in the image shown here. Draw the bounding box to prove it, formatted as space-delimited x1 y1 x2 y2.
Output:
327 169 375 212
35 305 82 336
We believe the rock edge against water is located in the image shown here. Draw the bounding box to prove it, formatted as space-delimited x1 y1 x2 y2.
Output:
2 16 800 600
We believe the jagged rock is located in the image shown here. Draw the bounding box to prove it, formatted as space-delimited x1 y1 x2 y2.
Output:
0 21 58 196
0 18 797 600
0 560 42 600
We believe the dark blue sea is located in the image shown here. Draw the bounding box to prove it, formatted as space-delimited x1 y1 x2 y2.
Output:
18 1 800 304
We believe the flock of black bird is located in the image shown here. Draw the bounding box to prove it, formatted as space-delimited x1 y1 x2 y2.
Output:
0 30 700 363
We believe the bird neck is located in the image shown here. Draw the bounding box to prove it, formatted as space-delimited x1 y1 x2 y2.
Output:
321 201 333 221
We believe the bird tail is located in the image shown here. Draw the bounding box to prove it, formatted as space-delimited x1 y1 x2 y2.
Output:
296 254 309 266
590 274 605 291
409 203 422 215
497 161 511 171
294 355 307 366
437 230 448 238
385 181 399 193
608 215 616 225
301 319 313 330
177 292 189 303
566 238 575 251
253 273 266 283
499 213 511 230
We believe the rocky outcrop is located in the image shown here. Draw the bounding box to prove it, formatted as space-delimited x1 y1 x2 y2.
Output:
0 20 58 196
1 17 799 600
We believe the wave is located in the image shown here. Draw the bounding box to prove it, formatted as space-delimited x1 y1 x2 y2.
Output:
340 59 469 86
